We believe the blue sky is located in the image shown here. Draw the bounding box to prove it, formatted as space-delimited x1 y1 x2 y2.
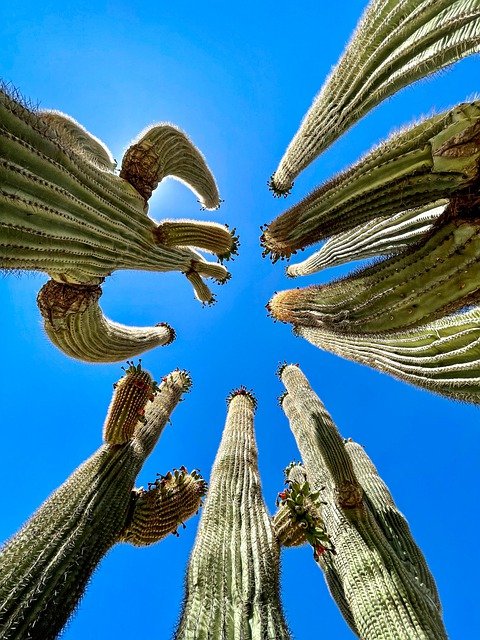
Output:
1 1 479 637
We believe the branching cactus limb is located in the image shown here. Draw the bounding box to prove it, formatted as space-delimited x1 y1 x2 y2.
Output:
286 201 447 278
295 307 480 404
0 368 204 640
268 202 480 334
269 0 480 194
175 389 291 640
278 364 447 640
262 101 480 260
37 279 175 362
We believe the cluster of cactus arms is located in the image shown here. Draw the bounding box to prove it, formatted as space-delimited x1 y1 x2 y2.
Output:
268 0 480 196
263 0 480 403
0 366 207 640
278 364 446 640
175 389 292 639
0 84 238 362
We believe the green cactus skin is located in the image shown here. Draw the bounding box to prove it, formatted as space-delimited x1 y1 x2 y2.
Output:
296 307 480 403
262 101 480 259
269 0 480 195
0 369 201 640
278 364 447 640
175 389 291 640
268 203 480 335
37 279 175 362
286 201 447 278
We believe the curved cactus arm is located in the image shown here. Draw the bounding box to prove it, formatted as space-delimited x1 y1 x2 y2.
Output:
0 86 234 293
295 307 480 404
344 439 441 610
0 368 194 640
175 389 291 640
270 0 480 194
119 468 207 545
278 364 447 640
262 102 480 259
120 123 220 209
37 280 175 363
287 201 447 278
268 205 480 335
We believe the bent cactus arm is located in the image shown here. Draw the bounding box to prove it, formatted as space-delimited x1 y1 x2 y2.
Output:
0 368 205 640
270 0 480 194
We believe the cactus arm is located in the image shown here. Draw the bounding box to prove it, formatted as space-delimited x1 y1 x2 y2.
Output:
119 123 220 209
37 280 175 362
154 219 239 261
175 390 291 640
269 0 480 194
344 440 441 610
0 87 234 289
286 201 447 277
295 307 480 403
0 369 194 640
268 205 480 334
262 102 480 259
279 365 447 639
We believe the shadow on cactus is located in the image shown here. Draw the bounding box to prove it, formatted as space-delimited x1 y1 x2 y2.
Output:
0 365 206 640
0 84 239 362
263 0 480 403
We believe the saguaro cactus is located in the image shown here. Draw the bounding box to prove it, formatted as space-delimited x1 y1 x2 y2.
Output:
0 85 238 361
175 389 291 640
278 364 446 640
0 368 206 640
269 0 480 195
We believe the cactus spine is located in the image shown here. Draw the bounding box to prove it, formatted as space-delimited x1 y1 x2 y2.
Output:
270 0 480 194
175 389 291 640
0 368 206 640
278 364 446 640
0 86 238 361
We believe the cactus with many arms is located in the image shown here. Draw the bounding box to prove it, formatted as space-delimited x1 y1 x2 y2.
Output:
175 389 291 640
0 85 238 361
0 367 206 640
277 363 446 640
269 0 480 195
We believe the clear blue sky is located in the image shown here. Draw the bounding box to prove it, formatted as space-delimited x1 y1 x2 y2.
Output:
1 1 479 638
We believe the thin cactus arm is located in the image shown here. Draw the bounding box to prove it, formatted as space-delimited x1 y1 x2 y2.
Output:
269 0 480 194
295 307 480 404
344 439 441 610
0 86 235 287
278 364 447 639
0 368 200 640
268 204 480 335
119 123 220 209
286 201 447 278
175 389 291 640
37 279 175 363
262 101 480 260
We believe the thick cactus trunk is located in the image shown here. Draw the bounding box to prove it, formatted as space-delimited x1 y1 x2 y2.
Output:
0 369 204 640
278 364 447 640
175 390 291 640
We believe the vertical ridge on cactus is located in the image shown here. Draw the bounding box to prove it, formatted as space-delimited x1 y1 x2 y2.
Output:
270 0 480 194
0 368 199 640
278 364 447 639
175 390 291 640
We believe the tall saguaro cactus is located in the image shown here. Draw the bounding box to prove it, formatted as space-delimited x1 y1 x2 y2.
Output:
175 389 291 640
269 0 480 195
278 364 446 640
0 368 206 640
0 85 238 361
